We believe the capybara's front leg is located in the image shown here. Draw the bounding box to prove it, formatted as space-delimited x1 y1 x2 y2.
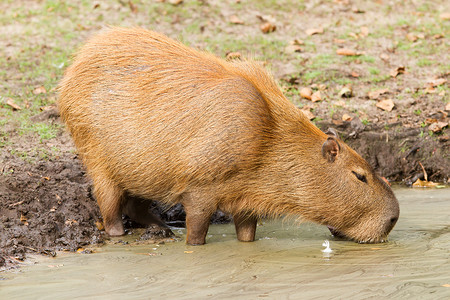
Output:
234 213 257 242
92 175 125 236
182 192 216 245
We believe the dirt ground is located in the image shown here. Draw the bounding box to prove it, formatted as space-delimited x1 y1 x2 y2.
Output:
1 0 449 269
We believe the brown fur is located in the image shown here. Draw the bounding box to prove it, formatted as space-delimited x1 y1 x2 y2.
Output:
58 27 399 244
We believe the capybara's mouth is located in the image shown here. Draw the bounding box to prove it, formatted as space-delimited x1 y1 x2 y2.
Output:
326 226 387 244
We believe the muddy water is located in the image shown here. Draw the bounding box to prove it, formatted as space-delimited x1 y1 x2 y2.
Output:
1 188 449 299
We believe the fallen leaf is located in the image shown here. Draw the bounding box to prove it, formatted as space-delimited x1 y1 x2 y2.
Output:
290 39 304 45
169 0 183 5
226 52 241 60
442 284 450 287
229 15 244 24
184 250 194 254
368 88 389 100
350 71 360 78
339 86 353 98
128 0 138 13
406 33 418 42
260 22 276 34
285 44 303 54
433 34 444 39
440 12 450 20
445 102 450 111
333 38 346 44
20 214 27 223
380 53 389 61
306 27 323 36
360 26 369 37
95 220 105 231
310 83 327 90
427 78 447 87
370 247 382 250
334 100 346 107
390 66 406 78
352 6 365 13
429 122 448 133
77 248 85 253
376 99 395 112
6 98 22 110
336 48 362 56
424 86 436 94
412 178 439 188
300 108 315 120
33 86 47 95
299 87 312 100
342 114 353 121
311 91 322 102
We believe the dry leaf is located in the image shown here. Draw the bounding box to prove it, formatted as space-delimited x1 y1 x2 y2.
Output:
339 86 353 98
445 102 450 111
336 48 361 56
299 87 312 100
342 114 353 121
335 100 346 107
333 38 346 44
305 27 323 36
285 45 303 54
406 33 418 42
380 53 389 61
229 15 244 24
390 66 405 78
429 122 448 133
169 0 183 5
260 22 276 33
310 83 327 90
368 88 388 100
352 6 365 13
376 99 395 112
442 284 450 287
360 26 369 37
290 39 304 45
433 34 444 39
300 109 315 120
440 13 450 20
226 52 241 60
95 220 105 231
184 251 194 254
20 214 27 223
412 178 439 188
128 1 138 13
311 91 322 102
33 86 47 95
350 71 360 78
427 78 447 87
6 98 22 110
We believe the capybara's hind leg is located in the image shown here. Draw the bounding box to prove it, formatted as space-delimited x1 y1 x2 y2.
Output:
234 213 257 242
123 194 167 228
92 175 125 236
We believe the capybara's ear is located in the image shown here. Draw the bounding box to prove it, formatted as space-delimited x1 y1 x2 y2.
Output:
322 137 340 163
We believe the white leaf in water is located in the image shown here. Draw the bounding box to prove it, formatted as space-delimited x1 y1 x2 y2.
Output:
322 240 332 253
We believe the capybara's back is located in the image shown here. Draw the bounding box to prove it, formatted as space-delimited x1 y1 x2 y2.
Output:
59 27 399 245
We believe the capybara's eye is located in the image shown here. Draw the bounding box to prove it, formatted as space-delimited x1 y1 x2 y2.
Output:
352 171 367 183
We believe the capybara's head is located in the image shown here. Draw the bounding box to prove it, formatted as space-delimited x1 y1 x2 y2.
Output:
304 129 399 243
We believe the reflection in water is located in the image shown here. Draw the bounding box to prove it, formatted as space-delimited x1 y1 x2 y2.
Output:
1 188 449 298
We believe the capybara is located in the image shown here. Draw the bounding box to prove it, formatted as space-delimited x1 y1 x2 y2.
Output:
58 27 399 245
